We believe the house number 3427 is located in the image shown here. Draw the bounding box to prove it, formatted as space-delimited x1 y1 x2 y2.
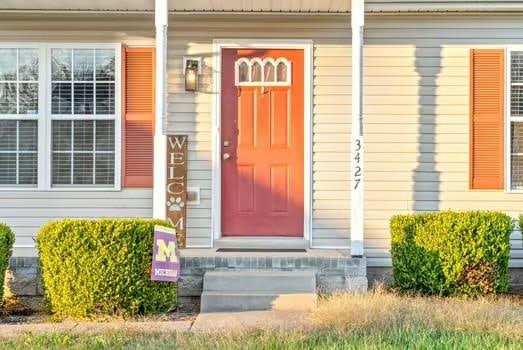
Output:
353 139 362 190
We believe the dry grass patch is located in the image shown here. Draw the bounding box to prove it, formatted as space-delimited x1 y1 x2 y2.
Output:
313 285 523 339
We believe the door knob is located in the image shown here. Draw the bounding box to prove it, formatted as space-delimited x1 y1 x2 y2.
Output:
223 140 230 147
222 153 231 160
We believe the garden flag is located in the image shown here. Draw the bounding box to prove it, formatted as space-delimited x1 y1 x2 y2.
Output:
151 225 180 282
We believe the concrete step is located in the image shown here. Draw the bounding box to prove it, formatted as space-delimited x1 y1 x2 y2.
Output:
201 291 317 313
200 270 317 312
203 270 316 293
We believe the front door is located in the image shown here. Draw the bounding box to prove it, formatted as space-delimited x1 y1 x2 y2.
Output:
221 48 304 236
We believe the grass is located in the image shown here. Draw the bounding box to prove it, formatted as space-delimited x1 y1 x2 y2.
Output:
1 287 522 350
0 329 519 350
314 285 523 338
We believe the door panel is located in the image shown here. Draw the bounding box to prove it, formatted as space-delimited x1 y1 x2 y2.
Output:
221 48 304 236
270 90 290 147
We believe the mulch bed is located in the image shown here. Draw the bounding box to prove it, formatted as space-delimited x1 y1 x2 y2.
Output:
0 296 48 324
0 296 198 325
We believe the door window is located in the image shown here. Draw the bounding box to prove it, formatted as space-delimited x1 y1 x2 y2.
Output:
234 57 291 86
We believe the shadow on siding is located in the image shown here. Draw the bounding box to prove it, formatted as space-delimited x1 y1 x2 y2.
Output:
413 46 442 213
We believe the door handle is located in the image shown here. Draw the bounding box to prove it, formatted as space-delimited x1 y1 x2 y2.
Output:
222 153 231 160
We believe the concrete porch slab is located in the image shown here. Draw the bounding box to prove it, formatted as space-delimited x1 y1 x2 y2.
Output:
179 249 368 298
181 248 353 258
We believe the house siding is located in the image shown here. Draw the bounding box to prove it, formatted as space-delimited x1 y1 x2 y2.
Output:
0 13 522 269
364 15 523 268
165 16 352 248
0 190 153 256
0 14 354 252
164 14 523 263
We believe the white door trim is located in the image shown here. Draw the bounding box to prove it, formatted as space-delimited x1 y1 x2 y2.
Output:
211 39 313 247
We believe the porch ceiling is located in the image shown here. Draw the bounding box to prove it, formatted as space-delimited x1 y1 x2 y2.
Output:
0 0 351 13
2 1 523 14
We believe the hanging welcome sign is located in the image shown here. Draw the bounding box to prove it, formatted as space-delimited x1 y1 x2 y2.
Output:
166 135 188 248
151 225 180 282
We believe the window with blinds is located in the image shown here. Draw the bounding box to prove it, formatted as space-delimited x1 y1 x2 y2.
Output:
0 48 39 186
50 48 116 187
511 52 523 190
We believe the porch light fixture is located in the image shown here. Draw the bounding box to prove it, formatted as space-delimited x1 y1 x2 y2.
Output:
184 57 202 92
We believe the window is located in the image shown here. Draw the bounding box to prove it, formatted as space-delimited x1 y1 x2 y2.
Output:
0 48 39 186
235 57 291 86
50 48 116 187
0 44 120 190
510 51 523 190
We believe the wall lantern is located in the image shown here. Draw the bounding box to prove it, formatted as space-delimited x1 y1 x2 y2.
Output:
183 57 202 92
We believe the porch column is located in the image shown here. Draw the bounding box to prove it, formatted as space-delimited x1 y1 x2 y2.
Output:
351 0 365 256
153 0 168 219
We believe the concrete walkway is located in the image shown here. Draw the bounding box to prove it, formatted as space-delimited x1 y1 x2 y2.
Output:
0 310 312 337
0 320 192 338
191 310 313 332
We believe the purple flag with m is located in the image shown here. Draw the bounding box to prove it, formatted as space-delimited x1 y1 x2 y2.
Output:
151 225 180 282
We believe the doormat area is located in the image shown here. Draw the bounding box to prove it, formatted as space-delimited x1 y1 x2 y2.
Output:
216 248 307 253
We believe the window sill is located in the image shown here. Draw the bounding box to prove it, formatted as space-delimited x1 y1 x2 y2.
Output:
47 187 122 192
0 187 39 192
0 186 121 192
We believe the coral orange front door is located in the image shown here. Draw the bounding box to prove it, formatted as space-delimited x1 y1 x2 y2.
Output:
221 49 304 237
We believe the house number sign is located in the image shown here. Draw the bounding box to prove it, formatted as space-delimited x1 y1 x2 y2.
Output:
353 138 363 189
166 135 188 248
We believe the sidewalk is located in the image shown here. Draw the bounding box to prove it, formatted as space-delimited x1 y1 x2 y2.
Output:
0 320 192 338
192 310 312 332
0 310 312 338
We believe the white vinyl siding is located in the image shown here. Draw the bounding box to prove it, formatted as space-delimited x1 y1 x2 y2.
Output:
363 15 523 268
165 16 352 248
2 189 153 257
1 13 523 270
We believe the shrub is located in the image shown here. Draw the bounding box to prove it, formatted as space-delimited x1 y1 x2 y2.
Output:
37 219 177 318
0 223 15 303
390 211 513 296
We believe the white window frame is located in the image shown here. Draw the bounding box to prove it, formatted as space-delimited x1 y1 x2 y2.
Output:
506 47 523 193
46 43 121 191
0 43 121 192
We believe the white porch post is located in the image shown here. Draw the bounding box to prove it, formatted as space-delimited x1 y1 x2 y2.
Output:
351 0 365 256
153 0 168 219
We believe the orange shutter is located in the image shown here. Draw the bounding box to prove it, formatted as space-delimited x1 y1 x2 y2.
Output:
122 47 155 188
470 49 505 190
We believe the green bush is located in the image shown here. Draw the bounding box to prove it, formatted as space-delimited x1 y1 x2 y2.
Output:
37 219 177 318
0 223 15 303
390 211 513 296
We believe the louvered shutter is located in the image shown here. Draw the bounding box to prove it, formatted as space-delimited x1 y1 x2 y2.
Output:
122 47 155 188
470 49 505 190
